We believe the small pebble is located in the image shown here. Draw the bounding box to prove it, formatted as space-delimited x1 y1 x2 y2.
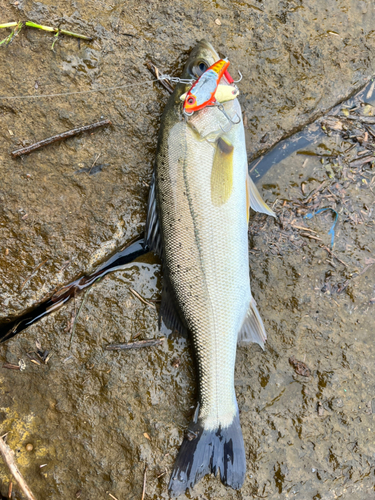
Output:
289 355 311 377
317 402 324 417
26 443 33 451
215 18 222 25
171 357 180 368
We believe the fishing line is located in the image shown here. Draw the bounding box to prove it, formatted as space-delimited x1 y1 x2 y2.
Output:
0 75 194 101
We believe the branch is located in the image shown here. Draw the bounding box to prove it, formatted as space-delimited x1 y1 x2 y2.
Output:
0 436 37 500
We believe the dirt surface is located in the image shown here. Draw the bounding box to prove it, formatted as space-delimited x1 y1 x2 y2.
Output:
0 0 375 499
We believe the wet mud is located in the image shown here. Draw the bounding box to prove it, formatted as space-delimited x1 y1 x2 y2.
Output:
1 0 375 499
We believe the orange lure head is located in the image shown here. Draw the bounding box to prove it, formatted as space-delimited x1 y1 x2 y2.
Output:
183 59 230 114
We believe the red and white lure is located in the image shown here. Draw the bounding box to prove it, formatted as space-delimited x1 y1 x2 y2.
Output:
183 59 233 115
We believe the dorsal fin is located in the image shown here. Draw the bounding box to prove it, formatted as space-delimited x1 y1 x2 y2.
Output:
145 170 163 257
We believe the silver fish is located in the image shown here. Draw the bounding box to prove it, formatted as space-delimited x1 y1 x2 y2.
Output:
145 40 275 497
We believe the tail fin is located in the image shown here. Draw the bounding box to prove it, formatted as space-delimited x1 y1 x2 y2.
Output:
168 411 246 497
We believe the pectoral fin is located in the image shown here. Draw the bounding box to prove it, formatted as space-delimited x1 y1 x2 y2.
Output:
211 136 234 206
246 173 276 217
238 295 267 349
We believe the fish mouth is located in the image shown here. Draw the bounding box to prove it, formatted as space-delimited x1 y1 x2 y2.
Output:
194 39 220 57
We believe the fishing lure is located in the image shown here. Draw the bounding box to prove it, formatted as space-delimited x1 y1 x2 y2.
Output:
180 84 239 105
183 58 232 115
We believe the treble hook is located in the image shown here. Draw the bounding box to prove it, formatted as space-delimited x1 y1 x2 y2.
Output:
217 104 241 125
233 70 243 83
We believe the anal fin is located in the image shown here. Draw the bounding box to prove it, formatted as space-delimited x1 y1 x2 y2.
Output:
247 172 276 217
238 295 267 349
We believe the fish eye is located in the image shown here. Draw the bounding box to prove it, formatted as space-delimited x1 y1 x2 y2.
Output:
198 62 207 73
190 60 209 78
187 97 195 105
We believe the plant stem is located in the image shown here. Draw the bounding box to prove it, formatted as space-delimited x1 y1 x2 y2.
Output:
25 21 92 40
51 29 59 51
0 22 18 28
0 21 22 46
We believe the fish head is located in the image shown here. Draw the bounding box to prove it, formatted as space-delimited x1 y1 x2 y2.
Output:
180 40 220 82
160 41 231 135
180 41 220 115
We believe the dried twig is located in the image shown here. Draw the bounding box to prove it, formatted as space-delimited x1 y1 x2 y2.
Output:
249 155 263 174
58 259 72 273
320 245 348 268
291 224 318 234
0 436 37 500
70 289 90 348
346 115 375 124
337 279 350 294
11 119 111 157
299 233 322 241
349 155 375 168
146 62 174 94
141 464 148 500
20 259 48 291
129 288 156 309
107 493 119 500
303 180 329 204
88 153 101 175
337 260 375 293
105 338 164 351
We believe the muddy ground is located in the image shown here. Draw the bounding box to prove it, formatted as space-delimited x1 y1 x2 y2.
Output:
0 0 375 499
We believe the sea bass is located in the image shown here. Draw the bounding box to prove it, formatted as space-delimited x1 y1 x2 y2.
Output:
145 40 275 497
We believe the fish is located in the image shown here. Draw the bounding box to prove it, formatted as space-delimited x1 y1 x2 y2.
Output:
183 58 231 114
145 40 275 497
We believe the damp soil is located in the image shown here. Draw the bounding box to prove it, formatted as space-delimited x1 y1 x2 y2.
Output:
1 0 375 499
